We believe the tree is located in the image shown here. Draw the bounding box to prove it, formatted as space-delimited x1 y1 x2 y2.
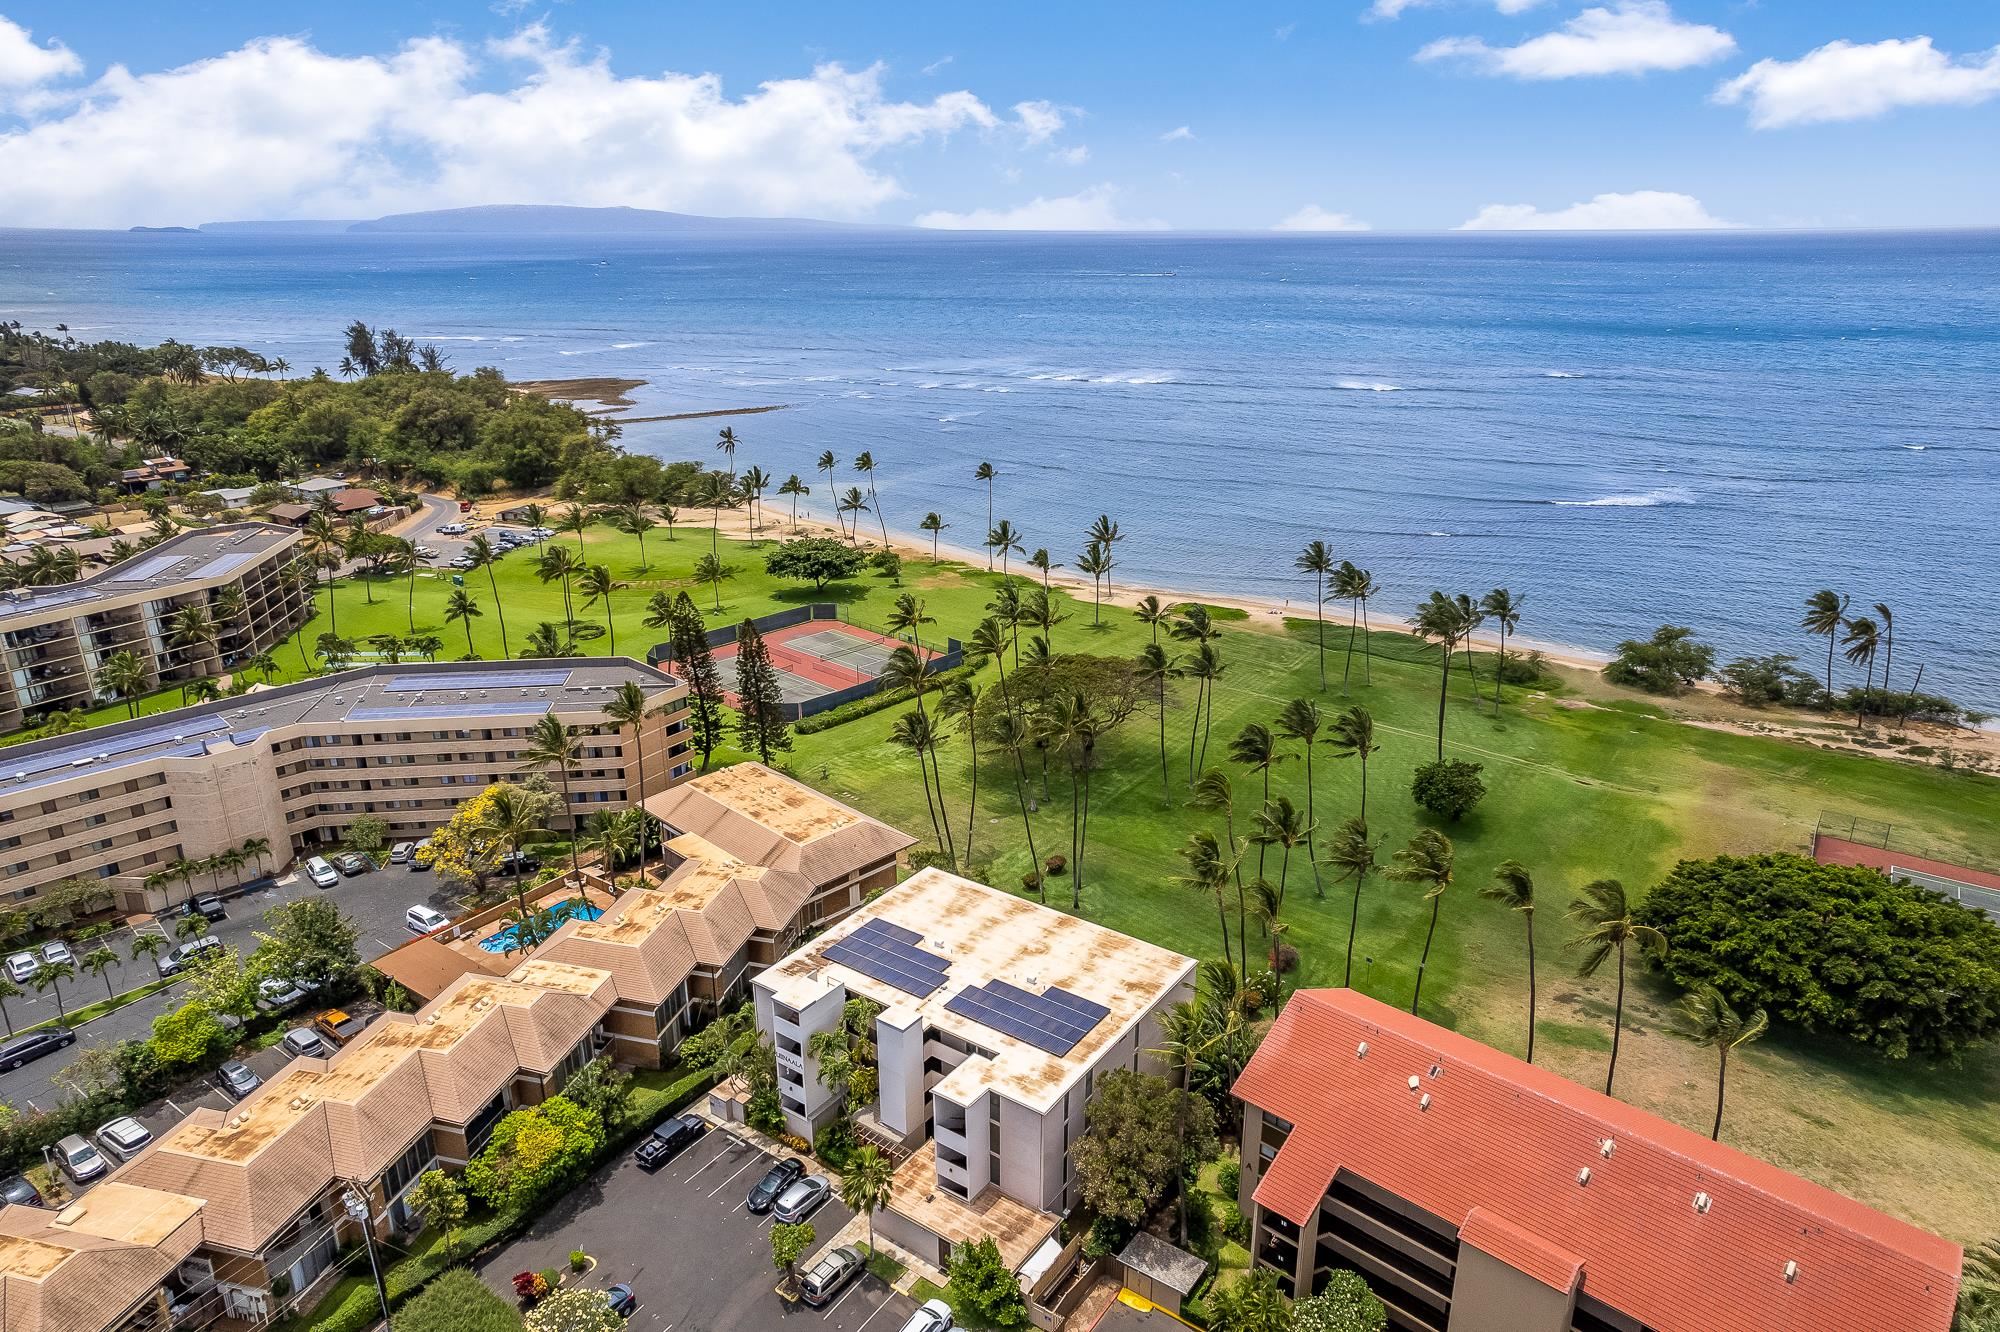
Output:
345 814 388 860
975 461 997 566
519 714 586 878
1209 1270 1292 1332
149 1001 231 1068
693 552 734 612
466 535 511 658
1296 539 1334 690
406 1169 468 1261
560 1056 632 1124
1717 653 1819 707
665 593 726 770
919 511 947 561
1386 829 1454 1017
1324 705 1379 822
29 958 74 1021
527 1288 625 1332
95 649 150 718
1674 983 1769 1141
1481 860 1538 1062
444 587 483 657
1324 817 1378 988
1409 759 1486 821
771 1221 816 1292
1294 1272 1388 1332
603 680 660 876
81 945 120 999
1479 587 1523 715
946 1237 1028 1328
1567 878 1666 1096
464 1095 605 1210
1072 1068 1216 1225
1801 589 1849 704
1603 624 1715 696
733 622 793 763
764 537 866 591
253 897 362 991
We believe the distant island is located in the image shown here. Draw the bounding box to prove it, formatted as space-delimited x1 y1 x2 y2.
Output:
194 203 890 237
128 225 199 234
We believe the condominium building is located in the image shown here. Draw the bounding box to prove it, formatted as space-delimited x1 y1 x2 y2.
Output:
755 870 1196 1272
0 658 690 912
0 523 310 731
378 762 915 1067
1232 988 1962 1332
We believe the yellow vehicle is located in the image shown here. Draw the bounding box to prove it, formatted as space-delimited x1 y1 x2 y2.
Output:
312 1009 368 1047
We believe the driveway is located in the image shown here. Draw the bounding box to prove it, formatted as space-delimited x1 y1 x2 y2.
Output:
480 1128 918 1332
0 859 459 1111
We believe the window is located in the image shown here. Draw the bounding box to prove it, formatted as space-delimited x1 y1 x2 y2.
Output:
378 1135 436 1202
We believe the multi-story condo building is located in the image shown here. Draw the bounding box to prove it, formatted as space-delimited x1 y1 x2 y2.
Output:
1232 987 1962 1332
755 870 1196 1272
0 523 310 731
0 658 690 913
378 762 915 1067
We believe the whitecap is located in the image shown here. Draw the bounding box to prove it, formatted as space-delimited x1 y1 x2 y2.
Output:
1901 444 1928 452
917 381 944 389
610 341 650 350
840 390 875 399
1550 486 1695 508
801 375 841 382
1543 371 1584 379
1336 380 1403 392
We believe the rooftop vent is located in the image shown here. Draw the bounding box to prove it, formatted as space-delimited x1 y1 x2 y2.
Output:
1427 1063 1443 1078
53 1203 86 1227
1577 1167 1592 1187
1406 1075 1421 1091
1784 1261 1799 1284
1599 1138 1616 1158
1694 1191 1712 1214
1418 1094 1431 1112
1355 1041 1369 1059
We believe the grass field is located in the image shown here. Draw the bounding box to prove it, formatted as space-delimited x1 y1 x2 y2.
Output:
27 520 2000 1241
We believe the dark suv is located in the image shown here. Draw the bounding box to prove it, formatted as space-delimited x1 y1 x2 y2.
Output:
0 1027 73 1071
746 1157 807 1214
633 1114 706 1171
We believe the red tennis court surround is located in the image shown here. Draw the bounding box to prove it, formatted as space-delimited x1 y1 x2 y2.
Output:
713 619 938 708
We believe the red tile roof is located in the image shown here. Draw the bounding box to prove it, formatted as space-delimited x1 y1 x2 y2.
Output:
1232 988 1961 1332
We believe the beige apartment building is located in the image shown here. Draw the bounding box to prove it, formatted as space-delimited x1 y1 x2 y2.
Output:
0 523 310 731
755 870 1197 1272
0 658 690 912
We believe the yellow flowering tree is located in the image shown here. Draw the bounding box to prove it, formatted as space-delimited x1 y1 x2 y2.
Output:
426 785 507 889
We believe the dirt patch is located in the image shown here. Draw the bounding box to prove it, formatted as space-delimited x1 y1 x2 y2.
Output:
510 377 647 408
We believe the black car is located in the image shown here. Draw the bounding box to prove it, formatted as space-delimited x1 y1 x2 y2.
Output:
0 1027 73 1071
745 1157 807 1214
605 1284 636 1317
495 851 540 876
185 894 227 922
0 1175 43 1208
218 1060 262 1101
634 1114 706 1171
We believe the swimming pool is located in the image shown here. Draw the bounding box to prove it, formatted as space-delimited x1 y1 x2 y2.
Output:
476 898 604 953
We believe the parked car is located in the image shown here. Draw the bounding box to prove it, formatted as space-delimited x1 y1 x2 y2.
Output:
411 840 436 871
218 1060 262 1100
257 976 319 1010
53 1134 106 1185
897 1299 956 1332
494 850 539 876
438 522 468 536
772 1175 831 1224
182 895 227 922
406 904 451 935
313 1008 368 1046
633 1114 706 1170
38 940 72 967
281 1028 333 1059
447 555 476 570
389 841 416 864
605 1285 636 1317
529 527 556 540
334 853 369 877
799 1246 866 1307
0 1175 43 1208
157 934 225 977
304 856 339 889
413 545 439 559
745 1158 807 1214
0 1027 73 1071
4 952 36 984
96 1116 153 1163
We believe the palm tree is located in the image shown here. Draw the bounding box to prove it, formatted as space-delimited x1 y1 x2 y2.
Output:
974 462 997 566
242 835 271 878
990 710 1043 894
840 1146 897 1257
582 808 639 876
889 708 951 865
96 650 150 718
164 856 200 908
474 782 558 916
854 451 891 549
1333 561 1378 690
836 487 869 543
919 512 948 562
1029 547 1059 590
444 587 483 656
1252 796 1313 910
521 621 577 659
303 511 345 636
30 958 75 1021
1324 705 1379 823
0 978 19 1034
1135 643 1180 803
579 564 627 655
715 425 739 480
696 471 739 555
1479 588 1523 715
614 501 657 568
1871 601 1896 696
1190 769 1250 978
1842 614 1880 727
169 604 219 678
127 932 166 972
1801 589 1850 706
817 451 840 531
1229 723 1287 884
462 536 510 657
1296 541 1334 689
1087 515 1122 601
603 680 659 877
1482 860 1538 1062
694 553 733 612
882 645 954 867
1674 984 1769 1141
1386 828 1454 1016
82 946 120 999
986 520 1025 581
939 679 984 858
885 593 935 646
1410 591 1462 760
1134 594 1170 644
519 714 587 881
535 543 580 627
1567 878 1667 1096
735 465 768 538
1173 831 1238 969
1182 642 1223 783
1324 816 1378 987
1075 541 1109 625
777 476 808 529
1275 698 1325 898
1453 592 1486 703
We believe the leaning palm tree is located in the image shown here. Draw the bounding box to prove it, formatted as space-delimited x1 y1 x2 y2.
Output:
889 708 950 865
82 946 120 999
1800 589 1850 706
817 450 841 530
466 535 511 658
1386 828 1455 1016
1228 723 1287 884
1842 614 1880 728
1871 601 1896 696
1332 561 1379 690
474 782 558 917
882 646 954 866
579 564 627 656
1324 704 1379 823
939 679 984 860
1674 984 1769 1141
603 680 659 877
1190 768 1250 978
974 461 997 566
1029 547 1059 590
30 959 76 1021
518 714 587 881
885 593 934 645
535 542 580 627
1295 540 1334 689
986 520 1025 581
1173 831 1239 985
1252 796 1313 909
1275 698 1325 898
613 501 657 567
840 1146 897 1257
1135 643 1181 802
777 475 809 530
1323 816 1378 987
740 465 772 538
1086 514 1122 600
918 512 948 562
1567 878 1667 1096
853 451 891 549
1410 591 1462 760
1134 593 1170 644
1482 860 1539 1062
1479 587 1524 715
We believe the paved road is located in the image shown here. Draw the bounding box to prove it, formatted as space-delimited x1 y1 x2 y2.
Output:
1 860 459 1111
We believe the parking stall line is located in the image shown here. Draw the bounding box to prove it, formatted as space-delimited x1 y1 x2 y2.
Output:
707 1152 768 1199
822 1279 865 1321
677 1136 740 1182
850 1293 900 1332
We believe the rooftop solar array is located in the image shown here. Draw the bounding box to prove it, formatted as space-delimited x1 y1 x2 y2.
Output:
384 670 573 692
7 714 233 785
0 586 101 616
194 550 259 579
111 554 185 583
944 980 1111 1057
823 917 952 998
347 702 552 721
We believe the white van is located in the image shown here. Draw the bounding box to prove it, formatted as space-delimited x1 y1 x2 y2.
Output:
405 905 451 935
304 857 339 890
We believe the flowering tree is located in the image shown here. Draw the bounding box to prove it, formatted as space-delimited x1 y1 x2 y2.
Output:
424 784 509 888
525 1288 623 1332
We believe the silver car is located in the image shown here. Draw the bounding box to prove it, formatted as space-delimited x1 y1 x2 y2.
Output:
771 1174 831 1224
96 1116 153 1163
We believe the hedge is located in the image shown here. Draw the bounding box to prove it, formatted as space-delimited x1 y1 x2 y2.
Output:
792 662 979 734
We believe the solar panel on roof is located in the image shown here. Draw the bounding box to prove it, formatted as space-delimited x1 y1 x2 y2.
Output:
943 979 1109 1056
347 702 551 721
823 918 951 998
194 550 259 579
871 920 925 947
383 669 573 692
8 715 231 785
111 554 183 582
0 586 101 616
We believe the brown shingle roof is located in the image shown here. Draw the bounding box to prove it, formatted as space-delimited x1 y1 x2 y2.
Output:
643 762 915 885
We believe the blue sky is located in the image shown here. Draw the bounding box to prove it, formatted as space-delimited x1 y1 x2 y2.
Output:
0 1 1995 230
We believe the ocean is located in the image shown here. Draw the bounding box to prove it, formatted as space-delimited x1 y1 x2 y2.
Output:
3 227 1997 710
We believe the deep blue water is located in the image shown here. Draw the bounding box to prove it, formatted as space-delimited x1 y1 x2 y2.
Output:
3 227 1997 709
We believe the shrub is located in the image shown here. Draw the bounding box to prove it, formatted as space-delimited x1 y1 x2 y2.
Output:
397 1270 521 1332
778 1132 813 1155
746 1086 785 1135
791 662 977 734
814 1118 857 1171
463 1096 606 1210
1603 624 1714 695
1718 653 1820 707
945 1237 1028 1327
513 1271 549 1302
1410 759 1486 821
1044 854 1068 876
568 1249 589 1272
1495 649 1549 686
1020 870 1043 894
1638 853 2000 1060
1294 1270 1389 1332
1269 942 1300 974
525 1288 621 1332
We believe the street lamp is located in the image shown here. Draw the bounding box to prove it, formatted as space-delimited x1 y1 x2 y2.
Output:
343 1188 391 1332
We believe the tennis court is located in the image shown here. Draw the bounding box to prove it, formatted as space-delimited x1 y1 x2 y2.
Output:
1812 828 2000 921
712 619 936 710
1890 866 2000 920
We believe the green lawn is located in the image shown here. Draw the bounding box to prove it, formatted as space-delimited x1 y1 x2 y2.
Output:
21 518 2000 1241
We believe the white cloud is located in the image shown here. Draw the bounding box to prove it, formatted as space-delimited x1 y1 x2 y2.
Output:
0 25 1021 227
1050 144 1090 165
921 55 955 76
1457 189 1731 229
1714 36 2000 129
0 15 81 91
1159 124 1195 141
1369 0 1546 21
1012 99 1066 143
1418 2 1734 79
1273 204 1370 231
915 184 1165 231
1276 23 1297 42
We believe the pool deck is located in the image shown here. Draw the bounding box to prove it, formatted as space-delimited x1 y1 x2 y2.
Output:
440 881 618 964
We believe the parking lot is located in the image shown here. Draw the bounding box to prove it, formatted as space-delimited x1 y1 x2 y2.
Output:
479 1127 920 1332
